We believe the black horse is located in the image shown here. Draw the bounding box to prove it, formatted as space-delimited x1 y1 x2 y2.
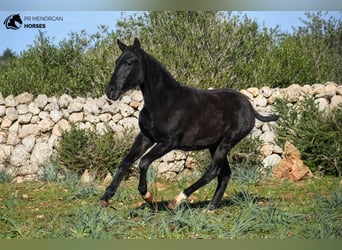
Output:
99 38 278 210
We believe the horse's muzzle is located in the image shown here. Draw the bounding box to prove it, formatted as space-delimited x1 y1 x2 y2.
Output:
105 87 121 101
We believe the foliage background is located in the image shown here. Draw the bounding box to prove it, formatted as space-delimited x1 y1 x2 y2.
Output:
0 11 341 97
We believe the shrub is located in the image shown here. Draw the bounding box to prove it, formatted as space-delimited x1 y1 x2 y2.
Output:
274 97 342 176
55 126 132 178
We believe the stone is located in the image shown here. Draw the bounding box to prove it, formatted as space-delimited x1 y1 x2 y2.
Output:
261 86 273 98
157 161 185 174
22 136 36 153
174 151 187 160
131 90 143 102
7 132 20 145
15 92 33 104
121 95 132 104
162 151 175 162
336 85 342 95
68 102 83 113
111 113 123 123
272 141 313 181
119 117 139 130
323 83 336 97
4 95 16 107
246 87 259 97
30 116 39 124
69 112 84 123
28 102 40 115
84 99 100 115
38 111 49 120
6 107 18 121
52 124 62 137
58 94 73 108
330 95 342 110
119 103 134 117
18 113 33 124
267 88 281 104
48 135 59 148
99 113 112 122
240 90 253 100
108 121 124 134
10 145 30 167
18 124 40 138
35 94 49 109
96 95 109 108
314 98 329 112
30 143 53 168
57 119 71 133
259 131 275 144
1 117 12 128
17 104 28 114
273 145 283 154
102 173 113 186
80 169 95 185
102 103 119 114
0 144 13 163
260 144 274 156
44 102 59 112
9 121 19 133
38 118 55 132
0 92 4 104
130 101 141 109
282 84 302 102
50 110 63 123
18 164 38 176
84 114 100 123
311 83 324 95
254 94 267 107
262 154 281 168
0 105 6 117
301 85 312 94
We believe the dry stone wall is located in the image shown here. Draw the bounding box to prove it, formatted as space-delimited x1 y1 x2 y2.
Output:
0 82 341 182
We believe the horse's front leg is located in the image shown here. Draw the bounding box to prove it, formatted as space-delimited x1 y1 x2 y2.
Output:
99 133 154 207
137 143 173 203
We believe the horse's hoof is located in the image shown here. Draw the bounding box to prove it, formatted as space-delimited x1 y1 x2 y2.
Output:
98 200 108 208
142 191 153 203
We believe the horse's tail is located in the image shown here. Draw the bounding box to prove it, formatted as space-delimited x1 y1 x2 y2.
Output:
254 109 279 122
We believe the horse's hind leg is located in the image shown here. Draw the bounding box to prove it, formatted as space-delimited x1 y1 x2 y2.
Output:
168 140 233 210
210 158 231 209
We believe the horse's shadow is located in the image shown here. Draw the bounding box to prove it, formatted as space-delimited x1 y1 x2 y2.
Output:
134 192 271 212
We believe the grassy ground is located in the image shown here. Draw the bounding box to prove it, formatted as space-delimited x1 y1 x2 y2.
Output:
0 174 341 239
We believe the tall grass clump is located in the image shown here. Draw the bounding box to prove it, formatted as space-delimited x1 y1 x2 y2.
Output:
55 126 132 178
274 96 342 176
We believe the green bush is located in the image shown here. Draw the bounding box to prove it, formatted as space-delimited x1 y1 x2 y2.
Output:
0 12 340 97
55 126 132 178
274 97 342 176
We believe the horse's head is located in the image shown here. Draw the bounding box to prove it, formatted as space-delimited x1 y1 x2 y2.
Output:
106 38 144 101
13 14 23 24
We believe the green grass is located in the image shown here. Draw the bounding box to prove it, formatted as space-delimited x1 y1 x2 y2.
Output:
0 175 341 239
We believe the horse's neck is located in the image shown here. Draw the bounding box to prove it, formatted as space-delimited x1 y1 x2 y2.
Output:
140 53 180 109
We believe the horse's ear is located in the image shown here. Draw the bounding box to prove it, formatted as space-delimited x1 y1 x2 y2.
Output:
133 38 141 52
117 39 127 52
